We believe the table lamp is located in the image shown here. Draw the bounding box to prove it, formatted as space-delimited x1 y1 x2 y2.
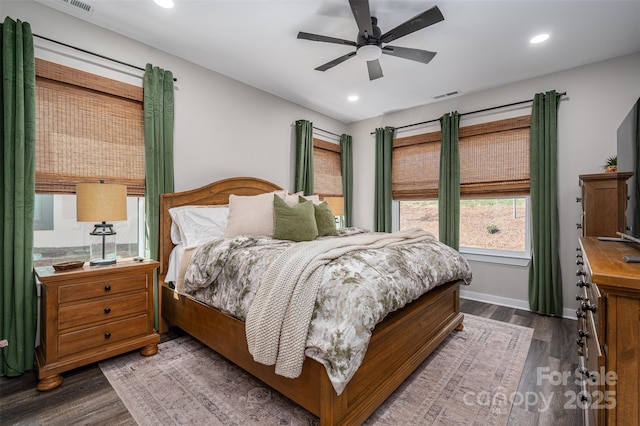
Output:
76 181 127 266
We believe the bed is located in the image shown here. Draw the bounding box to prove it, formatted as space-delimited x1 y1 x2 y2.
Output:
158 176 471 426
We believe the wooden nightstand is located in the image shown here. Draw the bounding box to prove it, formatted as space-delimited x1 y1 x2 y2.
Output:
34 259 160 391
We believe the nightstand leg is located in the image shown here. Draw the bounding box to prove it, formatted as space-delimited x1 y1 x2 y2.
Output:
455 322 464 331
140 343 158 356
37 374 63 391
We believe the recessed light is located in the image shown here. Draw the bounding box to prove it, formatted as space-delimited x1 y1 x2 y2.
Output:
530 33 550 44
154 0 174 9
347 95 359 102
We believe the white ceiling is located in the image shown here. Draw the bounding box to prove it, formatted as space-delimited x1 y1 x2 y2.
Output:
37 0 640 123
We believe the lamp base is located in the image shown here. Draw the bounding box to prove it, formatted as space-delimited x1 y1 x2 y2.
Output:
89 222 118 266
89 258 117 266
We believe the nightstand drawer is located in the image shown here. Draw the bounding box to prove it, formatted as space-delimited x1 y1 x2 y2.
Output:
58 273 148 304
58 314 149 358
58 292 147 330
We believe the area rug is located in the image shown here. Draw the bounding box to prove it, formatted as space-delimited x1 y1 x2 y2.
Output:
99 314 533 425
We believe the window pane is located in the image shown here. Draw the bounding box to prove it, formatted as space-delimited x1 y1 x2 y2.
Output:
34 194 54 231
398 197 528 254
460 198 527 252
33 194 143 266
398 200 439 239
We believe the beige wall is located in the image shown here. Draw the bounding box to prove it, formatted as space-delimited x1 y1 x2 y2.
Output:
2 1 348 195
5 1 640 314
348 52 640 315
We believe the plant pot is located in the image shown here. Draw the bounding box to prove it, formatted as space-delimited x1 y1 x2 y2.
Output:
605 165 617 173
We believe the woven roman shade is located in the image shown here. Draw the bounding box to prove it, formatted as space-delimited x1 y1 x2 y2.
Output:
313 138 343 197
35 59 145 196
459 116 530 197
392 115 531 200
392 131 442 199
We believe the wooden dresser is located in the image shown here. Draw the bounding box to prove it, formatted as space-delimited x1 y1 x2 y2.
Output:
576 237 640 425
578 172 633 237
35 259 160 391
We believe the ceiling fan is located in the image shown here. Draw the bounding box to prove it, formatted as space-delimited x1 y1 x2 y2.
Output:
297 0 444 81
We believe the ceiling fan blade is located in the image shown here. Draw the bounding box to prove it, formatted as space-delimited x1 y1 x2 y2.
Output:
297 32 356 46
349 0 373 36
382 45 437 64
367 59 383 80
380 6 444 44
315 52 357 72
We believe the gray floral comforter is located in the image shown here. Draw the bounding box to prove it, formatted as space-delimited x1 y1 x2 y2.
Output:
182 228 472 394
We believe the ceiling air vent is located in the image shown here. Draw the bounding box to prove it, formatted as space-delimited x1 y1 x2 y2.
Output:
63 0 93 13
36 0 94 15
433 90 460 100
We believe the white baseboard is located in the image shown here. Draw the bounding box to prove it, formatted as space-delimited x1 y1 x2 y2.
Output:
460 289 577 320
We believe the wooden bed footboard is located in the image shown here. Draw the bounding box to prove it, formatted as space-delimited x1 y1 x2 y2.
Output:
162 280 463 425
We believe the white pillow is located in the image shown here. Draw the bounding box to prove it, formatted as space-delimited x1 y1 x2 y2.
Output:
224 191 286 237
169 205 229 249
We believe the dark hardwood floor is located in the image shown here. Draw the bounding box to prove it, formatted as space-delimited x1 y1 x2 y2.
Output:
0 300 582 425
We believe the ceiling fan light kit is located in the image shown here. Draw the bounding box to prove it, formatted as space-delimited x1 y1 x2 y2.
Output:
357 44 382 61
298 0 444 81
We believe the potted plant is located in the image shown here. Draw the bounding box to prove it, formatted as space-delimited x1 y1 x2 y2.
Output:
603 155 617 173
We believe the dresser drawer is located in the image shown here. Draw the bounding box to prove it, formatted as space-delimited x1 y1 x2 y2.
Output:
58 292 148 330
58 273 148 304
58 314 150 358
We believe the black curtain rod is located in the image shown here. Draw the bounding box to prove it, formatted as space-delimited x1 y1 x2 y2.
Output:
313 126 342 138
33 33 178 82
370 92 567 135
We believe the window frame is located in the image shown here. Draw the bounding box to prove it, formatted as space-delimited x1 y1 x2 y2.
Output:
392 115 532 264
33 58 146 265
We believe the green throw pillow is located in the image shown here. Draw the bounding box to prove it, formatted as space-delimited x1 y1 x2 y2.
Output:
299 196 337 237
273 195 318 241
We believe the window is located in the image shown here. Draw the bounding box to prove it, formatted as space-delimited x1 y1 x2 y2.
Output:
313 138 343 198
33 59 145 266
395 116 531 259
34 194 54 231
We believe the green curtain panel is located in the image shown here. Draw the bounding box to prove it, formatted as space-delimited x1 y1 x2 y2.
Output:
438 112 460 250
340 134 353 227
1 17 37 376
294 120 314 195
528 90 563 316
374 126 394 232
144 64 175 330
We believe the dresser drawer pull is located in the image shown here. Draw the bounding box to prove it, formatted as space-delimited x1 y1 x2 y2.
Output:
577 367 589 376
578 329 590 338
576 279 589 288
576 310 585 319
576 259 584 265
104 307 111 314
576 338 585 347
104 285 111 292
581 302 597 313
576 294 584 301
104 332 111 339
576 269 586 277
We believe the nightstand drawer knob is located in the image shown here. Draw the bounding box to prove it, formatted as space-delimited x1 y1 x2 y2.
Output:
104 332 111 339
104 307 111 314
104 285 111 292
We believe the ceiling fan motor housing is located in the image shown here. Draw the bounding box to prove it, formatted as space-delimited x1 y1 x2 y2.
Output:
357 16 382 47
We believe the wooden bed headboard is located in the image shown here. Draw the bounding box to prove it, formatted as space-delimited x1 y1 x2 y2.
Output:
158 176 283 277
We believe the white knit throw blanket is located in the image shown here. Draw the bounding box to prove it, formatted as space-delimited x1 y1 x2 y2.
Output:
245 229 432 379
